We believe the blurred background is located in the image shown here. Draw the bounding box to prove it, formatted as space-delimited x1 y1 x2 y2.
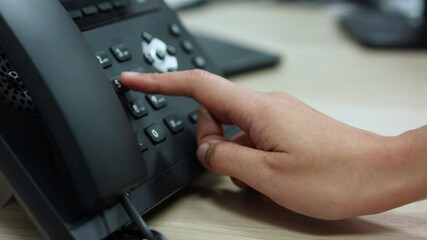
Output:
161 0 427 136
167 0 426 50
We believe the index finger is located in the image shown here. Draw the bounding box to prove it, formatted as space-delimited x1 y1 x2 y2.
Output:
121 70 261 131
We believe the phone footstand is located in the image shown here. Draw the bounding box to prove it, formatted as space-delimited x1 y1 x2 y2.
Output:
0 170 14 207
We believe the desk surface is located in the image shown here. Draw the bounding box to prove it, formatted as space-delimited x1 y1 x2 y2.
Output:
1 2 427 240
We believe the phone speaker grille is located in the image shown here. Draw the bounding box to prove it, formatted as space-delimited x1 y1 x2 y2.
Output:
0 48 38 116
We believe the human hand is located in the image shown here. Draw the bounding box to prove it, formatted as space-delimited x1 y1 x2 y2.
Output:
121 70 424 220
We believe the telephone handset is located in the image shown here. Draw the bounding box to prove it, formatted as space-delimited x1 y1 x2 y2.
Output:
0 0 239 239
0 0 147 212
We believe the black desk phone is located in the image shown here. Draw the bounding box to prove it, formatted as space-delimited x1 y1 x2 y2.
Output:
0 0 239 239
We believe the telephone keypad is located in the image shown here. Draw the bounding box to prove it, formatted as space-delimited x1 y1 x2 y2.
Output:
128 99 149 119
110 44 132 62
164 115 184 133
146 124 167 144
146 95 167 109
85 12 220 202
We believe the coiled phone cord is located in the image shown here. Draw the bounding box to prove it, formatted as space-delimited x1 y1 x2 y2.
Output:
121 192 166 240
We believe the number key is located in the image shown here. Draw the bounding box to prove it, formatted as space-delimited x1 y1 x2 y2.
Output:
146 95 167 109
110 44 132 62
95 51 112 68
145 124 167 144
164 115 184 133
128 99 148 119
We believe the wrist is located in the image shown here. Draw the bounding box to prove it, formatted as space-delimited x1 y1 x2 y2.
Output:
344 130 422 216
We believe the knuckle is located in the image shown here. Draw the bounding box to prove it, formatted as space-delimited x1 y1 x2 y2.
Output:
188 69 212 81
235 101 258 122
185 70 212 97
239 91 275 123
147 73 163 91
255 91 288 117
260 152 298 174
256 152 280 173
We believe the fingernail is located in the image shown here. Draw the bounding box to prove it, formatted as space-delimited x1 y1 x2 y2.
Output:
121 71 140 78
197 143 210 163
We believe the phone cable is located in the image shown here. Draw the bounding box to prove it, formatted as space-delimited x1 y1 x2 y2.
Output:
120 192 167 240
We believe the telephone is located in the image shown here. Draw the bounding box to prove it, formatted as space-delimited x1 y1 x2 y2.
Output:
0 0 238 239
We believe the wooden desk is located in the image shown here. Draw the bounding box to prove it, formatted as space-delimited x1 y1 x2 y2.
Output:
1 2 427 239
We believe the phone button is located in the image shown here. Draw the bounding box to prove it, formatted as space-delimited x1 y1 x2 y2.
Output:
182 40 194 53
82 6 98 16
164 115 184 133
95 51 112 68
128 99 148 118
68 10 83 20
193 56 206 69
142 32 153 43
113 0 127 8
169 24 181 37
98 2 114 12
144 54 155 65
166 45 176 56
111 78 128 93
146 124 167 144
146 95 167 109
111 44 132 62
189 111 199 123
156 50 166 60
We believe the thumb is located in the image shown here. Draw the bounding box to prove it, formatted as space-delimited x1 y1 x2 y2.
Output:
197 141 277 190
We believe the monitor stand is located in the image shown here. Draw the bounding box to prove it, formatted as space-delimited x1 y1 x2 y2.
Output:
339 8 427 49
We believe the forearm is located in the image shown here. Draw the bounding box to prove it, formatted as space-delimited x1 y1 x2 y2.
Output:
367 125 427 215
396 125 427 201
